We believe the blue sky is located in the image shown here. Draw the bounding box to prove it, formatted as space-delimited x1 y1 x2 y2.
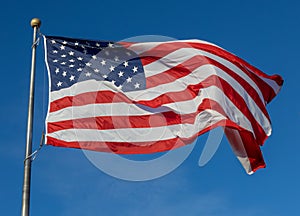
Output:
1 0 299 215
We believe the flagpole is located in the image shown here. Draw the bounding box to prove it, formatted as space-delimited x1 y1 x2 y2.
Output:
21 18 41 216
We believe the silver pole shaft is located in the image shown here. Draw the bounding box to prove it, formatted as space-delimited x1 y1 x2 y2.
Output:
21 18 41 216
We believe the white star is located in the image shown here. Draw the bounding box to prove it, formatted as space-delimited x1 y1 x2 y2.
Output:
114 56 119 61
123 61 129 67
109 65 115 72
75 42 79 46
117 85 123 90
69 64 75 68
53 59 58 63
94 68 100 73
51 40 56 44
61 54 66 58
132 66 138 73
60 45 65 50
53 50 58 54
57 81 62 87
69 75 75 81
69 59 75 62
77 68 83 72
55 68 59 73
111 80 116 85
77 57 83 61
126 77 132 83
85 72 91 77
96 43 100 47
102 74 108 79
101 60 106 66
62 41 68 45
69 51 74 56
118 71 124 77
61 62 66 65
134 82 140 89
86 62 92 67
108 42 113 48
62 71 67 77
92 55 97 60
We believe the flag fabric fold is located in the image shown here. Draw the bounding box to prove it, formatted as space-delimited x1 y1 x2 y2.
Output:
43 36 283 174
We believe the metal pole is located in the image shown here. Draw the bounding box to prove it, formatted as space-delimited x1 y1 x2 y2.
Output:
21 18 41 216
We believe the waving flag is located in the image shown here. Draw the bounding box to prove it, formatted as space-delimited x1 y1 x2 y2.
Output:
44 36 283 174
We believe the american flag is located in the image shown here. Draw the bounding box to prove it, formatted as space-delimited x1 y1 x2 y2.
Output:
44 36 283 174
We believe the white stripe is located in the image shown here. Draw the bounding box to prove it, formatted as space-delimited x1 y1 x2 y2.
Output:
48 109 226 142
48 94 204 121
47 86 256 136
225 128 253 174
126 39 220 55
261 77 281 94
50 79 119 101
144 47 205 77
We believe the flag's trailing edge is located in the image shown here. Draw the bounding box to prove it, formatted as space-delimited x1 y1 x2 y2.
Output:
43 35 283 174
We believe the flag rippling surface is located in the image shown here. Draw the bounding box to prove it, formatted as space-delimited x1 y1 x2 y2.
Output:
44 36 283 174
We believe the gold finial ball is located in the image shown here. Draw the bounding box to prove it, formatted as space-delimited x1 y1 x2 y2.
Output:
30 18 41 28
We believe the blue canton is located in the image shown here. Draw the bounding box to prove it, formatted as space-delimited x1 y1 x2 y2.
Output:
45 36 146 92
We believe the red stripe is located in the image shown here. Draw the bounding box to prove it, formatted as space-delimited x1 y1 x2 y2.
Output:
136 41 282 103
46 134 195 154
225 128 266 173
141 56 162 66
47 99 227 133
118 41 134 48
146 55 209 88
47 119 241 154
50 90 132 112
47 118 260 157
